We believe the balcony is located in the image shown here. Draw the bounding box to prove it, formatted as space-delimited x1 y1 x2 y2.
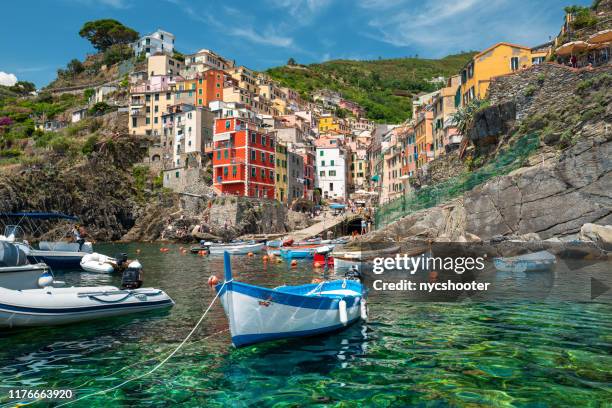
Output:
130 107 146 117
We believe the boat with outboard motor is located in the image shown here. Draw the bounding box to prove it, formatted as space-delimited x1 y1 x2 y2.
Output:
80 252 143 275
214 252 367 347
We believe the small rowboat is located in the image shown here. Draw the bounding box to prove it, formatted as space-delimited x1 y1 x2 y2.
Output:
494 250 557 273
216 252 366 347
280 245 334 259
206 242 264 255
0 286 174 328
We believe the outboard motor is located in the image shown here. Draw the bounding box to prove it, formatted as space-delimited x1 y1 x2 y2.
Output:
114 253 129 269
345 265 362 282
121 260 143 289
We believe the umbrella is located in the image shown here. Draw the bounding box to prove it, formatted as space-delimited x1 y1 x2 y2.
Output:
588 29 612 44
556 40 589 56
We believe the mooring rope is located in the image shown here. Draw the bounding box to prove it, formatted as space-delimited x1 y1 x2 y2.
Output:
51 282 226 407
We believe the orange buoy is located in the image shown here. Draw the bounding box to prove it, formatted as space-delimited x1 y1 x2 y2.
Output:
248 252 254 257
263 255 269 262
199 250 206 256
291 260 298 267
312 278 322 283
207 275 219 288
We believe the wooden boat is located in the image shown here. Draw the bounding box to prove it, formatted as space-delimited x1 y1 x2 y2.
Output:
215 252 366 347
494 250 557 272
0 285 174 328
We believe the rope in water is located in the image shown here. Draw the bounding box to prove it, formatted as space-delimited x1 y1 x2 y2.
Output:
51 282 226 408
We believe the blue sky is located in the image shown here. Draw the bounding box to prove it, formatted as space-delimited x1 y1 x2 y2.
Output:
0 0 590 87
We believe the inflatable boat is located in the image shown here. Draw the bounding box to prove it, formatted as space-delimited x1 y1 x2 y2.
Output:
0 241 55 290
0 285 175 328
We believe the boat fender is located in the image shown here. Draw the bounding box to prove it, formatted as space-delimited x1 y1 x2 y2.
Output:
360 299 368 320
339 300 348 326
208 275 219 288
37 272 54 288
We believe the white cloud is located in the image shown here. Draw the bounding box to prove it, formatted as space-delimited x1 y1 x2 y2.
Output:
266 0 332 22
0 72 18 86
363 0 548 56
70 0 130 8
173 0 295 49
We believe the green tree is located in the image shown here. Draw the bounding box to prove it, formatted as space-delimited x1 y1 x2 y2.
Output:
9 81 36 95
67 59 84 76
287 57 297 66
79 19 139 51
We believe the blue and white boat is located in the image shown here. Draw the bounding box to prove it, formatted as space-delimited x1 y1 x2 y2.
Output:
494 250 557 273
279 245 333 260
215 253 367 347
216 252 367 347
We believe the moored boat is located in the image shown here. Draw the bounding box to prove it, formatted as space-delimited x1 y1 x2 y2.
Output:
0 241 55 290
279 245 333 259
0 286 174 328
206 241 265 255
494 250 557 272
215 252 366 347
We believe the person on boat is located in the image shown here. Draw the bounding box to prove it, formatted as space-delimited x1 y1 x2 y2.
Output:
72 224 87 251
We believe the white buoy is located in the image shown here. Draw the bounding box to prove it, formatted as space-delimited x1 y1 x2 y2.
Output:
37 272 54 288
127 260 142 270
360 299 368 320
339 300 348 326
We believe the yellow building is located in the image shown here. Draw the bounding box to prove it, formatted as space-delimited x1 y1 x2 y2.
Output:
129 77 178 137
318 114 340 133
460 42 548 105
275 142 288 203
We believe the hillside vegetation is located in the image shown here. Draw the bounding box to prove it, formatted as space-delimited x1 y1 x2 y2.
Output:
267 53 475 123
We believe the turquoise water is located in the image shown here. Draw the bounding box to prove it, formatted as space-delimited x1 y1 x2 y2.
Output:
0 243 610 407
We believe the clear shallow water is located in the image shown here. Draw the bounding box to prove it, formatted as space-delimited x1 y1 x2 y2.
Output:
0 243 610 407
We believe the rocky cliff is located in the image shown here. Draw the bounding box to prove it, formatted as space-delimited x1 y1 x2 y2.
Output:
372 63 611 243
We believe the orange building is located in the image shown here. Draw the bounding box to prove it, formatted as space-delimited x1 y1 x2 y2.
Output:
212 117 276 199
415 108 434 168
193 70 225 107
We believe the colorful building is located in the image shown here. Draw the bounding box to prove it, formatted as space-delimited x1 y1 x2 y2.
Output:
129 75 180 137
460 42 549 105
415 107 434 168
275 141 288 202
432 74 461 155
315 137 348 200
212 118 276 199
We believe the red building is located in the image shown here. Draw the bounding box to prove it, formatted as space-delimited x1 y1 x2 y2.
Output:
301 150 315 200
212 117 276 199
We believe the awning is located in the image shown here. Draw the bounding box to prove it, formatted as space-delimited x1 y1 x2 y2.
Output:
371 175 380 182
556 41 589 56
588 29 612 44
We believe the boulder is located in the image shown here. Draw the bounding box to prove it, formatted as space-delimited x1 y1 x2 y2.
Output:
579 223 612 251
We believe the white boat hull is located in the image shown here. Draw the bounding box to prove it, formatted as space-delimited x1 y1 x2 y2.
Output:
0 264 50 290
208 242 265 255
80 253 116 274
219 281 362 347
0 286 174 328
